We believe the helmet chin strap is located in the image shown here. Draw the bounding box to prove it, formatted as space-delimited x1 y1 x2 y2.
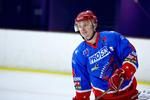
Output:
80 31 96 41
86 31 96 41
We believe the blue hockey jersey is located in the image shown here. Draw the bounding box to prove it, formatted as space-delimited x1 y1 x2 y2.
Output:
72 31 138 96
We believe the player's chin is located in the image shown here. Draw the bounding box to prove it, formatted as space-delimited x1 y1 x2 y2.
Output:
81 34 91 40
85 37 91 41
82 35 88 39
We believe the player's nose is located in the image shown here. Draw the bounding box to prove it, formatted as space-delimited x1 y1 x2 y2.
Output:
80 27 86 33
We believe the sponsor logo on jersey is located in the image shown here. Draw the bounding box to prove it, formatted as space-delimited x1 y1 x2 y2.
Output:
109 46 114 52
74 81 81 89
88 46 111 64
91 63 99 72
74 81 80 86
75 86 81 89
73 77 81 81
99 61 110 79
101 36 107 42
127 54 137 61
125 58 137 64
125 51 137 64
101 36 107 45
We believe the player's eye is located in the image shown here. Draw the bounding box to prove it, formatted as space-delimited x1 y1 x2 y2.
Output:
77 22 90 29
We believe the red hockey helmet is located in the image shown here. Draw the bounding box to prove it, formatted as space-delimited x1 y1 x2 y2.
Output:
74 10 98 32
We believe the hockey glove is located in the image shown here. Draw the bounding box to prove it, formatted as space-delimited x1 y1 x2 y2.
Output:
108 68 126 91
108 62 136 91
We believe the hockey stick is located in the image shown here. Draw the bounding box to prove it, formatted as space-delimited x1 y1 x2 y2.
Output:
95 78 124 100
95 88 110 100
115 78 124 93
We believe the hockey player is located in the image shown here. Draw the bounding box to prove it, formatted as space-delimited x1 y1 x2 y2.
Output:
72 10 139 100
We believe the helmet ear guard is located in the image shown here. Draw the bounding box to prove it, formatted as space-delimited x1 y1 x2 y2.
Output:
74 23 79 32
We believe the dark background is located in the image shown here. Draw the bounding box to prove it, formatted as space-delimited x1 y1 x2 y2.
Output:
0 0 150 38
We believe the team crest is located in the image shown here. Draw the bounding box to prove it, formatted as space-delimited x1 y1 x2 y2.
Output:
83 48 89 56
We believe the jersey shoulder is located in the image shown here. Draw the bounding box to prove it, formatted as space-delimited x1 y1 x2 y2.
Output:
100 31 120 38
99 31 121 43
73 41 87 56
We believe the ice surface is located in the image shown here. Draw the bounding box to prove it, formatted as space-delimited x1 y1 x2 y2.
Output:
0 70 149 100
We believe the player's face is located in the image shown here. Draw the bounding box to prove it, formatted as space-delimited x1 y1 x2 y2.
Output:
77 21 95 40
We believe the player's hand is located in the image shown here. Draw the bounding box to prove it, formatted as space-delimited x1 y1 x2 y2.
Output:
108 68 126 91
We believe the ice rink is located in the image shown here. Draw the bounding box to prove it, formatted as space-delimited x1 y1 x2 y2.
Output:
0 70 150 100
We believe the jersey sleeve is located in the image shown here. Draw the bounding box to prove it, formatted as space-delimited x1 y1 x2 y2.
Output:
114 32 138 80
72 48 91 99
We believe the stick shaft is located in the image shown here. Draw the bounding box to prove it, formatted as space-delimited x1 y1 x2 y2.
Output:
95 89 110 100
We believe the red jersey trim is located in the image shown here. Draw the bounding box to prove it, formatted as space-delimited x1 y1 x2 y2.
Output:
85 32 100 49
75 91 91 100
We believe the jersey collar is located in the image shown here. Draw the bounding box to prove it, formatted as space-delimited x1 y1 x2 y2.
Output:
85 32 100 49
